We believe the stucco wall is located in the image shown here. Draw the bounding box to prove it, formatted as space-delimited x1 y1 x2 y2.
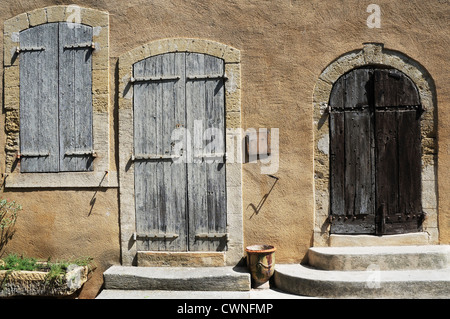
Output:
0 0 448 298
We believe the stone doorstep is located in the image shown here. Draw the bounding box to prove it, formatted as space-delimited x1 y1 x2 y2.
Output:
274 264 450 299
307 245 450 271
0 265 89 297
103 266 251 292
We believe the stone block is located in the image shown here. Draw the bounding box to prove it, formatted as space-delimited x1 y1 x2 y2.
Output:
27 8 47 26
137 252 225 267
226 111 241 128
92 68 110 95
4 13 29 34
46 6 66 23
93 93 109 113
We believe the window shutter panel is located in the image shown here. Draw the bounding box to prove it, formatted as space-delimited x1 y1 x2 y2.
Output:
20 23 59 172
58 22 94 172
186 53 227 251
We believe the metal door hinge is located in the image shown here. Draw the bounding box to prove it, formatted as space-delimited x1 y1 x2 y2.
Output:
131 153 180 161
64 42 96 50
130 75 181 83
195 233 228 240
187 74 228 81
18 151 50 158
133 232 179 241
64 150 97 157
16 46 45 54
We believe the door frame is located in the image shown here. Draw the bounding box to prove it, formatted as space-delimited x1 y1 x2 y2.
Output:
313 43 438 247
118 38 243 266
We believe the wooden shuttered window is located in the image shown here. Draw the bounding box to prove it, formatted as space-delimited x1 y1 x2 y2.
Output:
19 23 93 173
133 53 227 252
329 67 422 235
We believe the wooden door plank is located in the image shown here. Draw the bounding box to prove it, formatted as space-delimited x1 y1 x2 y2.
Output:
133 53 187 251
186 53 227 251
204 54 227 251
330 68 375 234
329 111 345 218
186 52 209 251
58 22 93 172
375 110 399 232
374 69 420 107
20 23 59 172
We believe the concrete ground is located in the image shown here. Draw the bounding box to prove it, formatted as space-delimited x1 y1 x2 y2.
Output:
96 287 317 299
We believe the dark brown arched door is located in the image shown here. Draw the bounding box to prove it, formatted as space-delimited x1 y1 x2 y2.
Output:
329 67 423 235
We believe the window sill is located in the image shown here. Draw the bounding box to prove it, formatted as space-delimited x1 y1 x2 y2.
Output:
4 171 118 189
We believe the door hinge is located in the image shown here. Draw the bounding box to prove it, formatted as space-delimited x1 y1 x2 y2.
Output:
64 42 96 50
18 151 50 158
130 75 181 83
195 233 228 240
131 153 180 161
16 46 45 54
133 232 179 241
186 74 228 81
64 150 97 157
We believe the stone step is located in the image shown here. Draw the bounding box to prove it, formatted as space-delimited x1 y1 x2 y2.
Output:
307 245 450 271
274 264 450 298
103 266 251 291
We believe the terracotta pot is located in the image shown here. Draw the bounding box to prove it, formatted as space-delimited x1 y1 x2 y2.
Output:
245 244 276 288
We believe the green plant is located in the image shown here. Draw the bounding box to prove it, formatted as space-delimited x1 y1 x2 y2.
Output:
0 253 38 271
0 254 94 286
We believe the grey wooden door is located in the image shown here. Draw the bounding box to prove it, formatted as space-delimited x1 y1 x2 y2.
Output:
133 53 227 252
19 22 93 173
329 67 423 235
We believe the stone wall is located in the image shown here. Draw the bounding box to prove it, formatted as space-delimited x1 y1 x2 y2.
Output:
0 0 448 298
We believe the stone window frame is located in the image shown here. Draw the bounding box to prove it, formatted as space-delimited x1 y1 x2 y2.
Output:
313 43 438 246
3 5 116 188
118 38 243 266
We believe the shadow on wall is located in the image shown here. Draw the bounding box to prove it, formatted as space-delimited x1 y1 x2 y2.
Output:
247 175 279 219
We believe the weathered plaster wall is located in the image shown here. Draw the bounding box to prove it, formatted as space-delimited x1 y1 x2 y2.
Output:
0 0 449 298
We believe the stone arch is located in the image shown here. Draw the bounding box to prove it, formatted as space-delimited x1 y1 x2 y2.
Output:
117 38 243 265
313 43 438 246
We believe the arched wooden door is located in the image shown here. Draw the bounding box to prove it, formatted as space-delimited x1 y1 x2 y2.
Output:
329 67 423 235
132 52 227 251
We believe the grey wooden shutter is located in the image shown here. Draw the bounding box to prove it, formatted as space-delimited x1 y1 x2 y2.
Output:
133 53 187 251
186 53 227 251
20 23 59 172
329 68 376 234
20 22 93 173
374 69 422 234
58 23 94 172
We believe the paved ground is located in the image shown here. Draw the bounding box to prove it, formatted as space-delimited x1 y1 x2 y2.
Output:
96 287 317 299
